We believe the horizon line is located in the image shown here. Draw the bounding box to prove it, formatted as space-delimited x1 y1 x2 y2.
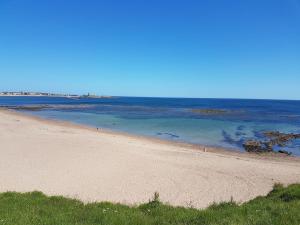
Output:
1 90 300 101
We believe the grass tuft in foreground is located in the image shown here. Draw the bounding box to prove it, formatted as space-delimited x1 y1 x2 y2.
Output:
0 184 300 225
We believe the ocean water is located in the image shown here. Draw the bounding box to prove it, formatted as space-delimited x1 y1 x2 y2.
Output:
1 96 300 155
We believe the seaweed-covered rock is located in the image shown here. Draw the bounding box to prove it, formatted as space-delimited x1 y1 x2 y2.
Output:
191 109 228 115
243 140 263 152
263 131 300 147
243 131 300 155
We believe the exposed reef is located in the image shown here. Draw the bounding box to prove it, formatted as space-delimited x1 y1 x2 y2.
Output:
191 108 228 115
243 131 300 155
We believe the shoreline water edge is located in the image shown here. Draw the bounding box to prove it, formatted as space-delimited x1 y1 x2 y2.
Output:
0 96 300 156
2 107 299 160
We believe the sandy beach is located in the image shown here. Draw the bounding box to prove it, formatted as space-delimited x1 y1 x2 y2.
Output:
1 109 300 208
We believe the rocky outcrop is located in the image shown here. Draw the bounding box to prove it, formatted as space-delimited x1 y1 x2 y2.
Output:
191 109 228 115
243 131 300 155
263 131 300 146
243 140 266 153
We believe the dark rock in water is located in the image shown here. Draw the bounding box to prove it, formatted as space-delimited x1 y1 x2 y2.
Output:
243 131 300 155
264 131 300 139
278 150 292 155
191 108 228 115
243 140 263 153
264 142 274 152
263 131 300 147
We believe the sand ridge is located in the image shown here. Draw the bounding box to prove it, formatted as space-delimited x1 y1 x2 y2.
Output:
0 109 300 208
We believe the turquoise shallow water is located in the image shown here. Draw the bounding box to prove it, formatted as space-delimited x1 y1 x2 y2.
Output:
1 96 300 155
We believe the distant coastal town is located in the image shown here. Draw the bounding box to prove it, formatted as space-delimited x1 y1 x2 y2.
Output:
0 91 112 99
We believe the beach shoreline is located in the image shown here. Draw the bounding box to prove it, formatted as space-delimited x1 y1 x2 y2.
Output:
1 108 300 208
3 108 298 162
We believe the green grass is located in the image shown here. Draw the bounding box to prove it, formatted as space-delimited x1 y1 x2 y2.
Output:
0 184 300 225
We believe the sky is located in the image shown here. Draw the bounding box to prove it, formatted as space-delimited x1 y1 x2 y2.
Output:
0 0 300 100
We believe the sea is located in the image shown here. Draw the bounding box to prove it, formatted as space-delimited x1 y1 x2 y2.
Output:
1 96 300 155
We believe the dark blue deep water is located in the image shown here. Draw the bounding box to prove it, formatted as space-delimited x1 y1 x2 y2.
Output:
1 96 300 155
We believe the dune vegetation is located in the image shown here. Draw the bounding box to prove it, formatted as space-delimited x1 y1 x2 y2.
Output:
0 184 299 225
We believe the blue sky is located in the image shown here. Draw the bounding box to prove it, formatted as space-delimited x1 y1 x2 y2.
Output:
0 0 299 99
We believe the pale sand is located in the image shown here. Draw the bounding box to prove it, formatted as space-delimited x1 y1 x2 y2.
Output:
1 109 300 208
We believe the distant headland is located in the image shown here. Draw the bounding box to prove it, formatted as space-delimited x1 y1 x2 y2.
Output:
0 91 113 99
